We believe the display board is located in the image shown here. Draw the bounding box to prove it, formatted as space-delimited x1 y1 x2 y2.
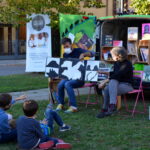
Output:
26 14 52 72
45 57 108 82
59 14 96 57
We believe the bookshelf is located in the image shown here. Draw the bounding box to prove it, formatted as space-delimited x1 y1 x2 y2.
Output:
100 28 150 65
127 27 140 64
100 34 114 61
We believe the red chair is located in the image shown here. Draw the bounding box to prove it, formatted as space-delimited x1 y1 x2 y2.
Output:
76 83 99 107
123 71 147 117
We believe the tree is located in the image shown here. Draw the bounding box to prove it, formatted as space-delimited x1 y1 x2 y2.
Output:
0 0 105 28
131 0 150 15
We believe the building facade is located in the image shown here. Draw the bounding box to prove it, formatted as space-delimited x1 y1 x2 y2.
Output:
0 0 131 59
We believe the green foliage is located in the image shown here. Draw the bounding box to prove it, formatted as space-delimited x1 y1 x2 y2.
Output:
0 0 105 28
131 0 150 15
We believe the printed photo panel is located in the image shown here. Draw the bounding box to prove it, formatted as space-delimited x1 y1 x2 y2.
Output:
59 58 87 80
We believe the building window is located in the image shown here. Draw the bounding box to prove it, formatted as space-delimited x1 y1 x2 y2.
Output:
113 0 128 15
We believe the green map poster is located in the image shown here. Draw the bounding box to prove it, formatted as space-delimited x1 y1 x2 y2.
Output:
59 13 96 57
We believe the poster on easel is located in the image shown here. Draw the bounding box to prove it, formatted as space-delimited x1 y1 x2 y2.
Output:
26 14 52 72
59 14 96 58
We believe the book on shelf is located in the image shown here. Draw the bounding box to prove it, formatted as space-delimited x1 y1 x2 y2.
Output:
103 35 113 46
113 40 123 47
142 23 150 40
140 48 149 62
128 27 138 41
143 65 150 82
127 42 138 57
140 49 145 61
103 51 112 60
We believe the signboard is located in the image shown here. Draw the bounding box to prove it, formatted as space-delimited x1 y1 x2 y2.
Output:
59 14 96 57
26 14 52 72
45 57 106 82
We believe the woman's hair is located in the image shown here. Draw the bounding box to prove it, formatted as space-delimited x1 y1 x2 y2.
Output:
23 100 38 117
111 47 127 61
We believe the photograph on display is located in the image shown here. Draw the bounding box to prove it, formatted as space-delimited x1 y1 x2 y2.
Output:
85 60 99 82
28 32 49 48
59 58 86 80
45 58 60 78
86 60 99 71
85 71 98 82
46 58 60 68
45 67 59 78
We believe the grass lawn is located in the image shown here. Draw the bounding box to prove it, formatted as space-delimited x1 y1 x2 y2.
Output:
0 74 48 93
0 95 150 150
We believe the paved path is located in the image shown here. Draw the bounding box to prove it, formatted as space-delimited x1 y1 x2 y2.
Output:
9 87 95 103
0 59 26 76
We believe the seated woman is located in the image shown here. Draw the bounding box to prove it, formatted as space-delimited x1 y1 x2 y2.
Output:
97 47 134 118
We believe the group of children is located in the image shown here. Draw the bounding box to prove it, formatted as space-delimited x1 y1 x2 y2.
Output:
0 93 72 149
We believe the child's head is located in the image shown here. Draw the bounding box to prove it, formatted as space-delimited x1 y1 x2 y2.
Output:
0 94 12 110
23 100 38 117
111 47 127 62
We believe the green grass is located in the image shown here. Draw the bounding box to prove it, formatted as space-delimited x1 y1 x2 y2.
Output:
0 74 48 93
0 95 150 150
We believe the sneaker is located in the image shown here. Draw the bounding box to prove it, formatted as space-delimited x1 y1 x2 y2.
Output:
96 109 109 118
107 104 118 115
56 104 63 111
59 124 71 132
64 106 78 113
39 141 54 149
55 143 72 149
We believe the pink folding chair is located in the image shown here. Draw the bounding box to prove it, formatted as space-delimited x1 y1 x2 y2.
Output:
123 71 147 117
76 83 99 107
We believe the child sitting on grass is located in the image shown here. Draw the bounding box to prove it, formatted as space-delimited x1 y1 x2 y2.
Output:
0 93 26 143
17 100 72 150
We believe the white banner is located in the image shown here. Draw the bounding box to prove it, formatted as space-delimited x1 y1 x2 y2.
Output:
26 14 52 72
